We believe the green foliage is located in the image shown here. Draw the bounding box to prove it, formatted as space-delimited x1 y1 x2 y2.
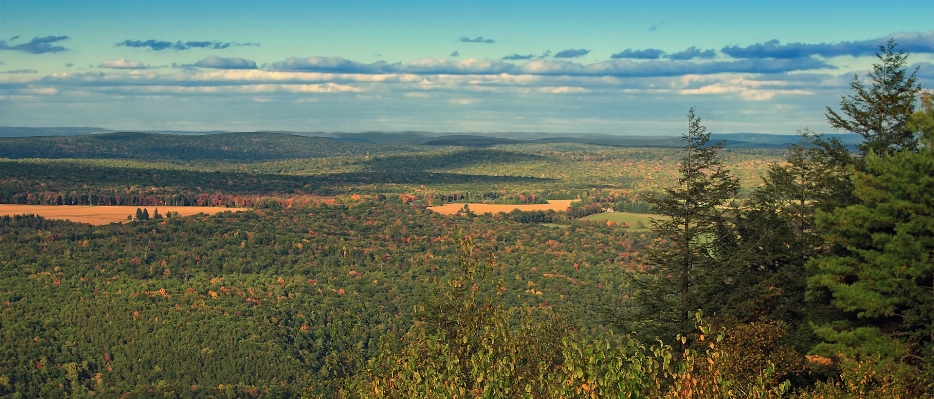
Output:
795 355 925 399
0 142 783 211
0 203 651 396
702 130 855 352
753 130 856 217
559 316 796 399
349 236 795 398
349 230 570 397
807 148 934 393
825 39 922 155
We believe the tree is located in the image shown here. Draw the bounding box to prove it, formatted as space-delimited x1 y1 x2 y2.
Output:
908 90 934 148
350 228 570 397
807 148 934 392
826 39 922 156
705 131 854 351
625 108 740 342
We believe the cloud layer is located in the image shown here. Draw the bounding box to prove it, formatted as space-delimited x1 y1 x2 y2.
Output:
502 53 536 60
98 59 159 69
0 36 71 54
2 30 932 135
264 55 832 77
611 49 665 59
1 69 38 74
667 46 717 60
458 36 495 44
192 56 258 69
116 39 256 51
554 49 590 58
723 32 934 58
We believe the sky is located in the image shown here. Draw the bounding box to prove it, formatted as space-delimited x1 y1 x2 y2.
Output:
1 0 933 136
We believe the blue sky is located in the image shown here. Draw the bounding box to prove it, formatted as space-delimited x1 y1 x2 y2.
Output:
1 0 933 135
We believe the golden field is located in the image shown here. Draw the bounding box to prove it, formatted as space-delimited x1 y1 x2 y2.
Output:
428 199 577 215
0 205 247 225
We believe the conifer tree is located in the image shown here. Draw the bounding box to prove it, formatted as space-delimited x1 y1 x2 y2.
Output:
808 42 932 391
626 108 739 342
807 148 934 390
709 131 854 349
826 39 921 156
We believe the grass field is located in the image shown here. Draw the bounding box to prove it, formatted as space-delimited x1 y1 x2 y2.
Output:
0 205 247 225
428 200 577 215
582 211 666 230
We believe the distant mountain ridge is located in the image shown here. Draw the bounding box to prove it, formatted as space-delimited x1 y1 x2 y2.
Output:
0 127 114 137
0 128 864 161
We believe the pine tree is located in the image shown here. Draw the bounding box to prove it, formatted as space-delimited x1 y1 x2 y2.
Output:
626 108 740 342
807 148 934 388
826 39 921 156
709 130 854 350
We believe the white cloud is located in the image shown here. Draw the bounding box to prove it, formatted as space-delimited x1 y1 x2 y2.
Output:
678 76 814 100
537 86 589 94
1 66 837 101
98 59 160 69
20 87 59 95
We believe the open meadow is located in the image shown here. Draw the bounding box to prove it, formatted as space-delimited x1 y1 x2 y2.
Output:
582 211 667 230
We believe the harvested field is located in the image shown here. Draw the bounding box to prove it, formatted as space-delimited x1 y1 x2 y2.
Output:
428 200 577 215
0 205 248 225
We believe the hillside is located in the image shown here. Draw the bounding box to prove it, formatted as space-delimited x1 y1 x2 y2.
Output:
0 131 419 161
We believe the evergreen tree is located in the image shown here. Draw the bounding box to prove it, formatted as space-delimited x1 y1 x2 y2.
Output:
760 130 856 217
709 131 854 350
807 148 934 391
826 39 921 156
626 108 740 342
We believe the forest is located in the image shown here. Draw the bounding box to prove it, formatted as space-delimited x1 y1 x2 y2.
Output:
0 41 932 398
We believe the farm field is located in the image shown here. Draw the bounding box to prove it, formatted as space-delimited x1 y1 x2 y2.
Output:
582 211 667 230
427 199 577 215
0 204 247 225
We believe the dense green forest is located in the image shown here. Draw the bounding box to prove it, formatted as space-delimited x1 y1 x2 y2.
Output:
1 42 933 398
